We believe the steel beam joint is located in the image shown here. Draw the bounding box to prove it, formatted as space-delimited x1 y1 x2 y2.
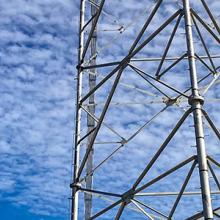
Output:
188 95 204 106
70 182 82 190
121 189 135 204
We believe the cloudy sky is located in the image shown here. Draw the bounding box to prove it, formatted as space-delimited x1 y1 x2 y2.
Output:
0 0 219 220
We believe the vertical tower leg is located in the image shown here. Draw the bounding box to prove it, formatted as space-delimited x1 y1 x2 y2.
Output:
183 0 213 219
71 1 85 220
84 0 98 219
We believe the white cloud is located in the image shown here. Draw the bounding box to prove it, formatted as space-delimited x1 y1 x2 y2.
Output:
0 0 220 219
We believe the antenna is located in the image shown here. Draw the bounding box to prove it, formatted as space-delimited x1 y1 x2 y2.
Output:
71 0 220 219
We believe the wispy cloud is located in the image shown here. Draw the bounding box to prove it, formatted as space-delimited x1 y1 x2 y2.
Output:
0 0 220 219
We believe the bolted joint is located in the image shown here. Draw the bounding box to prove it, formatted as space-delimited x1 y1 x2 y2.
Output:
156 74 161 80
122 60 130 68
118 26 125 33
76 64 80 70
188 95 204 106
121 138 127 146
76 59 84 71
163 97 179 106
121 189 135 204
70 182 81 191
76 64 84 71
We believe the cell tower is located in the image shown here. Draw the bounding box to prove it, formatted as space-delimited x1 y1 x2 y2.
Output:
71 0 220 219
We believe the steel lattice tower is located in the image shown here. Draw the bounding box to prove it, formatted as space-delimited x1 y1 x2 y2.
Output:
71 0 220 219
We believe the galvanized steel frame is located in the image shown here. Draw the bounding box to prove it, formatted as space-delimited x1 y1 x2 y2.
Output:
71 0 220 219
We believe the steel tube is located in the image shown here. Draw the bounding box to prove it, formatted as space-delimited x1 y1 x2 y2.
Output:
129 64 189 98
186 207 220 220
79 106 168 184
158 52 187 78
192 16 217 72
77 127 96 145
81 105 124 139
115 203 126 220
176 71 213 100
89 199 122 220
136 191 220 197
129 10 182 61
131 69 170 98
78 10 182 181
168 160 197 219
195 54 216 74
183 0 213 218
77 67 124 179
81 0 105 60
71 1 86 220
207 161 220 190
80 187 122 198
132 54 220 62
200 0 220 35
156 13 183 77
130 200 154 220
207 156 220 169
81 13 97 33
82 54 220 70
134 156 196 194
128 0 163 53
191 9 220 44
84 1 99 218
88 146 196 219
79 144 124 184
132 199 168 218
202 110 220 141
73 2 220 219
132 109 192 189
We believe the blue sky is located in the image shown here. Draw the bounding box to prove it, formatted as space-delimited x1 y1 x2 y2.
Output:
0 0 220 220
0 0 77 219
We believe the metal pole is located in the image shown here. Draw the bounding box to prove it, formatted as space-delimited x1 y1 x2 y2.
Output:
183 0 213 219
71 0 85 220
84 1 98 218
